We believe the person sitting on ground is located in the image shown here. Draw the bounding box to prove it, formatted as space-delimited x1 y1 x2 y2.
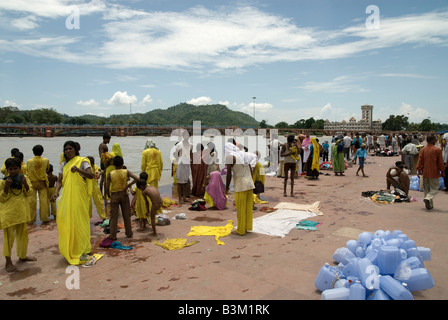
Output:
386 161 410 196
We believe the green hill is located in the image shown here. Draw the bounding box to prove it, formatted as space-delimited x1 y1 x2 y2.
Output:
131 103 259 127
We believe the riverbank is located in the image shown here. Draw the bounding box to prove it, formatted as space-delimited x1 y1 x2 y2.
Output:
0 153 447 301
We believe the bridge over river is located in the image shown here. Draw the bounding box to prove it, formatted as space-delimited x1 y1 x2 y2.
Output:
0 123 390 138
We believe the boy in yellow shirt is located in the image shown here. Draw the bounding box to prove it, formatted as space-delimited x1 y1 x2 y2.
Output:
105 156 139 240
26 145 50 224
0 158 36 272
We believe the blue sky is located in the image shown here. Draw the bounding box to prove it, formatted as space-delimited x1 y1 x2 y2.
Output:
1 0 447 126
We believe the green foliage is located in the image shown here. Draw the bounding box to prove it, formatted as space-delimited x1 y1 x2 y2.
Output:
382 115 409 131
1 105 446 132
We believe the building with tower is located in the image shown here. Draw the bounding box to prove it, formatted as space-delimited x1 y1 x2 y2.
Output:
324 104 382 132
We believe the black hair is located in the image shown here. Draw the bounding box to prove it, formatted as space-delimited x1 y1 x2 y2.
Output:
10 148 19 156
32 144 44 156
14 151 24 162
112 155 124 167
63 141 80 162
287 134 294 143
49 164 54 172
103 132 111 140
5 157 21 169
87 156 95 166
136 179 147 188
395 161 404 168
139 172 148 180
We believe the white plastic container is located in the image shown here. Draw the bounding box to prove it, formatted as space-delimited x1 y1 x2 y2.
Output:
349 281 366 300
405 268 435 292
321 287 350 300
380 275 413 300
315 263 344 292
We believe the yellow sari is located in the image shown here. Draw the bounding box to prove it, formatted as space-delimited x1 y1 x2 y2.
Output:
105 143 123 177
56 156 93 265
311 138 320 172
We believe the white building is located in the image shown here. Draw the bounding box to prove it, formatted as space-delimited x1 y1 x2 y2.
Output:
324 104 382 132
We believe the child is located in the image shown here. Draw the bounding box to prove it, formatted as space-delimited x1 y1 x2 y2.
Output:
0 157 36 272
322 140 330 162
47 164 58 218
252 151 265 202
105 156 139 240
353 143 368 177
137 179 163 236
87 156 107 221
131 172 151 231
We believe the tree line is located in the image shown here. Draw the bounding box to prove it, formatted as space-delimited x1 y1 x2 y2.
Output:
2 105 446 132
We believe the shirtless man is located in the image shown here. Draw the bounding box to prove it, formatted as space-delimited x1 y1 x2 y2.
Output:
137 179 163 236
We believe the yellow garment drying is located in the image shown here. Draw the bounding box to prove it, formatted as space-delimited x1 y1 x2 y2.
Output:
155 238 199 250
187 220 234 245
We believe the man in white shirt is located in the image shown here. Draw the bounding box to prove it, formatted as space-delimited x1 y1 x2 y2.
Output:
401 139 419 174
343 133 352 161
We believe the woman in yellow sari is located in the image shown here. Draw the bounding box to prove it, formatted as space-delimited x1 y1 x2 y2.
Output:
105 143 123 178
305 137 320 179
141 139 163 190
51 141 94 265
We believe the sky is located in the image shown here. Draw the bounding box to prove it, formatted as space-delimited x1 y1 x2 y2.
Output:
1 0 448 126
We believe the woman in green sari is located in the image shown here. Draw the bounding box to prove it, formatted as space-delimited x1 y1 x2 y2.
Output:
332 136 345 176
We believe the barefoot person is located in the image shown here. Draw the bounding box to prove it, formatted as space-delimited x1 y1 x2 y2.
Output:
137 179 163 236
280 135 297 197
353 143 368 177
225 141 255 236
386 161 410 195
51 141 94 265
0 157 37 272
332 135 345 176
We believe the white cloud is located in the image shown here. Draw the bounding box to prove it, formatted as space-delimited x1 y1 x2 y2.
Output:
12 15 39 30
398 102 431 123
3 100 20 107
379 73 433 79
107 91 137 105
77 99 99 107
187 96 212 105
240 102 273 114
1 5 448 73
140 94 153 106
299 75 368 93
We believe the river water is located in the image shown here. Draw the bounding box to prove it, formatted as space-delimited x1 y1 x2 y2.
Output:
0 134 335 193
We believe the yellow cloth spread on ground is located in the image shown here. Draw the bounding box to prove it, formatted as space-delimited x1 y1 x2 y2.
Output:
187 220 234 245
155 238 199 250
57 156 93 265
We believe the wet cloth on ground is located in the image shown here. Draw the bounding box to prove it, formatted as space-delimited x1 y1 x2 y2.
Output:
187 220 234 245
155 238 199 250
